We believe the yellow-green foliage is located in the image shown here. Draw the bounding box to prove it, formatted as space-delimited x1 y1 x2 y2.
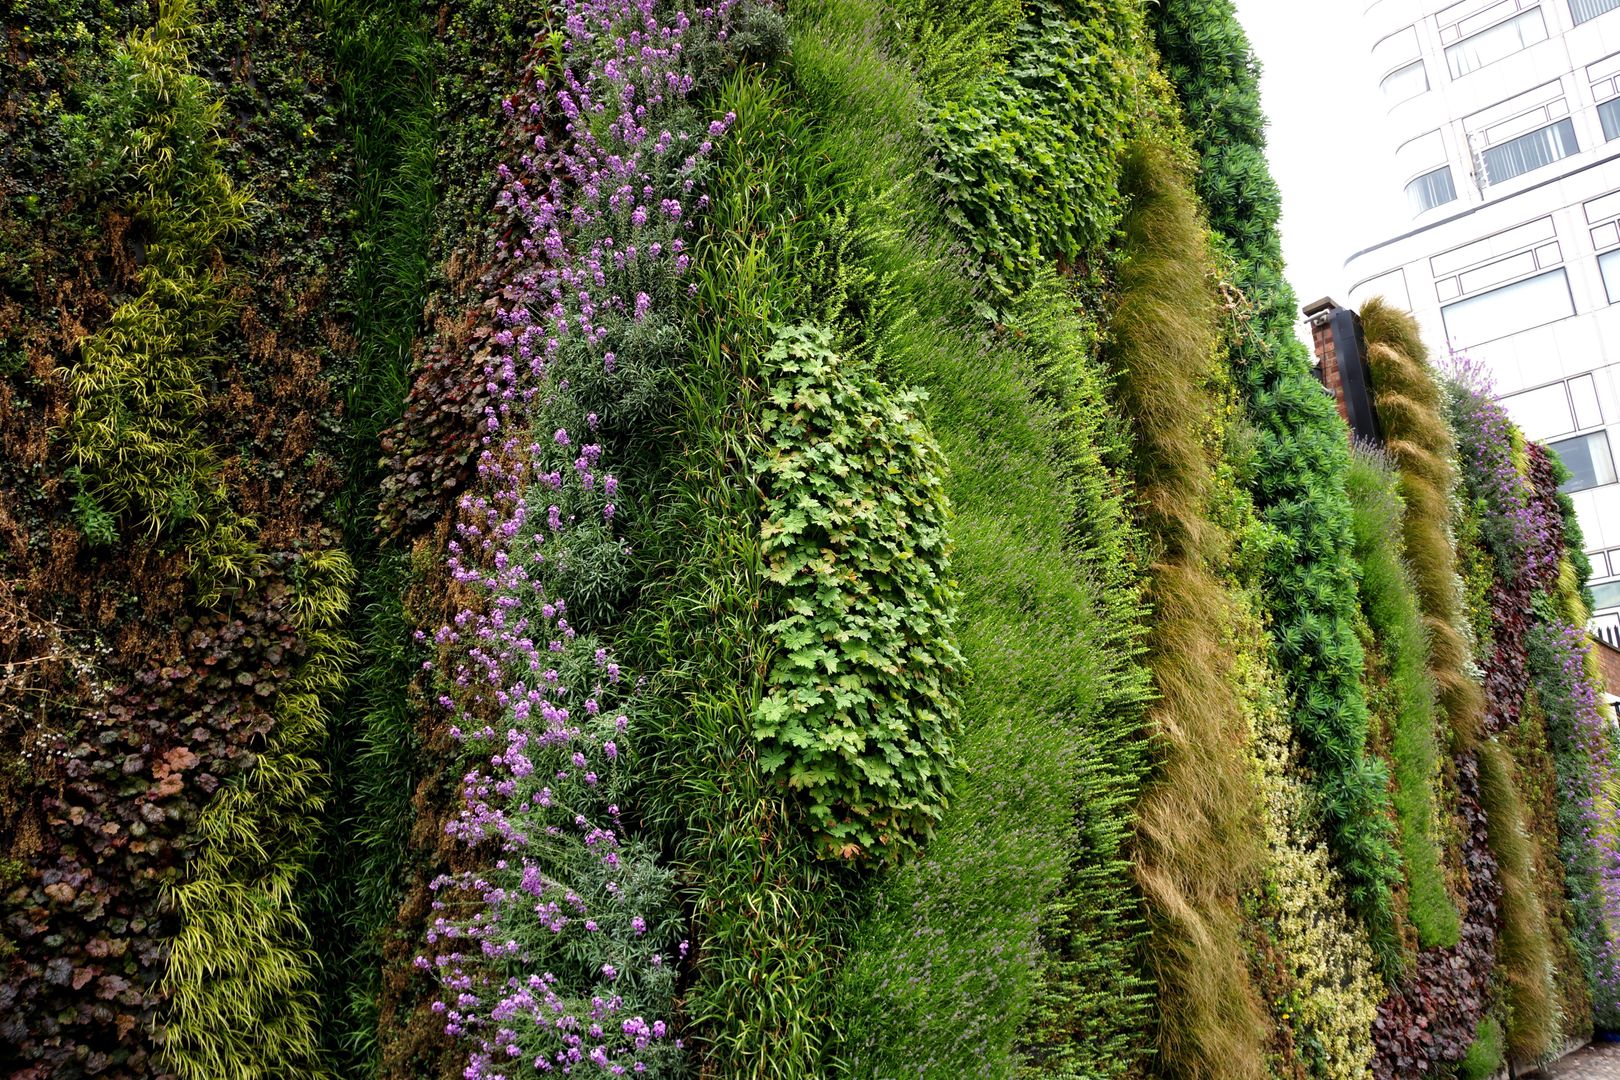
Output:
1477 739 1561 1061
58 0 258 605
1359 298 1485 750
1111 138 1267 1080
1240 609 1382 1080
160 549 356 1080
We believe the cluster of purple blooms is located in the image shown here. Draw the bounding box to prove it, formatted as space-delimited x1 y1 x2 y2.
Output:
1529 618 1620 1018
415 2 742 1076
1446 355 1562 581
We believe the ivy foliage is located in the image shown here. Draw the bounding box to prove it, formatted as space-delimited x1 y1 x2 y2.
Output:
754 323 963 863
1151 0 1402 971
927 0 1139 296
57 0 259 605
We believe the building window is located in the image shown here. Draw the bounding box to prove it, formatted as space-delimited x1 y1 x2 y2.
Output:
1480 118 1578 184
1592 579 1620 611
1548 430 1619 492
1446 9 1548 79
1440 268 1574 347
1406 167 1459 214
1573 0 1620 24
1382 60 1429 104
1600 248 1620 302
1602 98 1620 141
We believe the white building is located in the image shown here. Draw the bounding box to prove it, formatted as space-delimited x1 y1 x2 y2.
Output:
1346 0 1620 622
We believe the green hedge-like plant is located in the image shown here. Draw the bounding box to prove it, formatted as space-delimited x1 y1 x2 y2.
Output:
1344 448 1461 949
754 323 963 862
1151 0 1403 970
58 0 259 606
160 549 356 1080
927 0 1139 296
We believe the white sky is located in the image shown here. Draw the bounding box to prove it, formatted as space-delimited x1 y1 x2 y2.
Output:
1232 0 1411 323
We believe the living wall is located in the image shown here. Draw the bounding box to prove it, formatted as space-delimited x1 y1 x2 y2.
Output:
4 1 1620 1078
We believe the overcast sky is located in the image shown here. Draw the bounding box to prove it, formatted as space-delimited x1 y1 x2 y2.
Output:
1232 0 1410 324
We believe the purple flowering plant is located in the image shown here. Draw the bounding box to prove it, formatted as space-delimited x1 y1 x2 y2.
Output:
415 2 748 1075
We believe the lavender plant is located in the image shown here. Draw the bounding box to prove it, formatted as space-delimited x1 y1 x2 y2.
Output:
416 2 745 1074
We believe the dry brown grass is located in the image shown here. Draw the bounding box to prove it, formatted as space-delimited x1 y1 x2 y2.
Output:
1358 297 1486 748
1114 139 1268 1080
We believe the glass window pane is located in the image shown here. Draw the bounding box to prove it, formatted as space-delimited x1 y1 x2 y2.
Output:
1446 9 1548 78
1602 98 1620 141
1591 579 1620 611
1481 119 1579 184
1548 431 1619 492
1441 268 1574 347
1573 0 1620 24
1382 60 1429 103
1406 167 1459 214
1601 249 1620 303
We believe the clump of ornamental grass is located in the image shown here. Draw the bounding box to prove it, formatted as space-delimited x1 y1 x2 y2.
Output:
1477 737 1560 1061
58 0 260 606
160 550 356 1080
1360 297 1487 750
1110 136 1268 1080
1344 447 1460 949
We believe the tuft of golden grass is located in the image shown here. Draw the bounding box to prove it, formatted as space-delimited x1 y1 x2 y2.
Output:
1114 138 1268 1080
1359 298 1485 749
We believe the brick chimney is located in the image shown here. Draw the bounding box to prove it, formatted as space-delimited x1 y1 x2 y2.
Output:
1303 297 1382 444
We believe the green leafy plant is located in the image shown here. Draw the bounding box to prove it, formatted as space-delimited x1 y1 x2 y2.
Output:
927 0 1139 297
753 323 963 863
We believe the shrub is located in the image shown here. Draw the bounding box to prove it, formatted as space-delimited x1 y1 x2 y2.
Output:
753 323 963 863
1240 604 1381 1080
927 0 1140 296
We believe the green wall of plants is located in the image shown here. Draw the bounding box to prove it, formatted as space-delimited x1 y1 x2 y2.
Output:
5 2 1620 1079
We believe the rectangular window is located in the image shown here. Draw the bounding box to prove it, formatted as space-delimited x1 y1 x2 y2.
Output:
1446 8 1548 78
1601 248 1620 302
1480 118 1578 184
1441 268 1574 347
1406 167 1459 214
1548 430 1619 492
1602 98 1620 141
1382 60 1430 104
1573 0 1620 23
1591 579 1620 611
